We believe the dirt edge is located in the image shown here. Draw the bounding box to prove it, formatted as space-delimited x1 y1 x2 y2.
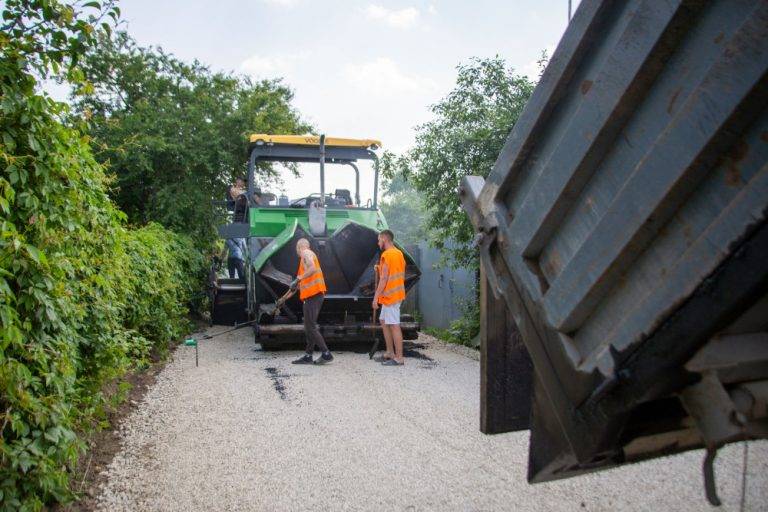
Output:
54 340 186 512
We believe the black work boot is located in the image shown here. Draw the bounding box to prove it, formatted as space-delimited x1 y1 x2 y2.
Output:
314 351 334 365
292 353 314 365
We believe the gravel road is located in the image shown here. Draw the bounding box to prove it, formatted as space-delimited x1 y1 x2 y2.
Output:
94 328 768 511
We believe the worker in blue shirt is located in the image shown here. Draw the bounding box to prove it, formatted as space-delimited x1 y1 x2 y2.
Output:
225 237 247 279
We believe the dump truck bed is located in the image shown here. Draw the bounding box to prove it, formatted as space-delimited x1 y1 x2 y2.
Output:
460 0 768 500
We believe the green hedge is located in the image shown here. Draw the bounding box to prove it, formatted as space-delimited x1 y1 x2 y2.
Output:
0 124 205 509
1 18 206 510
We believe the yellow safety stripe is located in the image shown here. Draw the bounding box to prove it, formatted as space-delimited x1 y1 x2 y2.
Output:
385 272 404 282
382 285 405 297
300 276 326 290
302 269 320 279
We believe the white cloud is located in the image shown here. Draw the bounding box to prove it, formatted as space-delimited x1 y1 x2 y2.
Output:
260 0 297 5
427 4 437 15
343 57 437 96
240 54 305 79
364 4 420 29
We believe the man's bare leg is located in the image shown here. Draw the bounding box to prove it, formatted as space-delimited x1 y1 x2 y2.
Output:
380 320 394 359
392 324 404 363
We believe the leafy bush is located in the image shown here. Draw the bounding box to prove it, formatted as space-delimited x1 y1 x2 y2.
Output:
1 2 206 509
425 298 480 348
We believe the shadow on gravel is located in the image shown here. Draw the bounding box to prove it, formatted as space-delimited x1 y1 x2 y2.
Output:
258 341 438 369
402 343 434 362
334 342 435 362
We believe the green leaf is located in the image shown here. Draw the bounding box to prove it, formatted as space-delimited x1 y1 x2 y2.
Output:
17 451 34 473
44 427 60 443
2 131 15 150
25 245 47 265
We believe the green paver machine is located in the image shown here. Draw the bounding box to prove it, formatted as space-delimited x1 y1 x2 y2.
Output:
211 134 420 348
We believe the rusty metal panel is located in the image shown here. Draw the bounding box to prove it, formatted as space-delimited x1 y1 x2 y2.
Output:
460 0 768 489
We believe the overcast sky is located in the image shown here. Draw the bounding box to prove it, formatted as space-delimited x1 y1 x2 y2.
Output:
109 0 581 201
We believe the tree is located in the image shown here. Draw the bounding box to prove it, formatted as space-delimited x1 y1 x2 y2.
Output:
381 57 535 267
73 32 311 243
379 157 427 246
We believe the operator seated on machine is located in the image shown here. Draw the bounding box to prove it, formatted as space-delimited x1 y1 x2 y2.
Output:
227 177 247 211
227 176 275 207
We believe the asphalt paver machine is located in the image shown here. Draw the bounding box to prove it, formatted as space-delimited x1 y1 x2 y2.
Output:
211 134 420 348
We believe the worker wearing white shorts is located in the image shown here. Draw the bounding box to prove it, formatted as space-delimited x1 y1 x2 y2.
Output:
380 302 401 325
373 229 407 366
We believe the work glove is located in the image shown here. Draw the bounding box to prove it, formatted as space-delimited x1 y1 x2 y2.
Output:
289 278 299 291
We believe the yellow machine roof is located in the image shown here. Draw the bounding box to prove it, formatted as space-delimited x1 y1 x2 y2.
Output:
249 134 381 149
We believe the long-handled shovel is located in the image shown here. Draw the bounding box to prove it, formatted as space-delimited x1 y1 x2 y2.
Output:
187 316 261 367
266 287 298 317
367 308 379 359
368 265 380 359
201 318 261 339
202 287 297 340
187 287 298 367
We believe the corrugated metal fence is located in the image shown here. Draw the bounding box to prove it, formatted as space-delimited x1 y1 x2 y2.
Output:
404 242 476 329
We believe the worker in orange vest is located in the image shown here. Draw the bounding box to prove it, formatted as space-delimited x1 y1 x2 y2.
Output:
290 238 333 365
373 229 407 366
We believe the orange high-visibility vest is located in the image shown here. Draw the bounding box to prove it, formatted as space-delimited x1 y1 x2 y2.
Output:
298 251 327 300
378 248 406 305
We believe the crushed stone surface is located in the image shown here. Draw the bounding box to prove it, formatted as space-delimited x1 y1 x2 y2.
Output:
94 330 768 511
